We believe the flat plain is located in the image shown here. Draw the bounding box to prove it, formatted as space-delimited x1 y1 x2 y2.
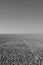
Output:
0 34 43 49
0 34 43 65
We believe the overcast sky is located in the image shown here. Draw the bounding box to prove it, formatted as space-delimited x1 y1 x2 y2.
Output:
0 0 43 34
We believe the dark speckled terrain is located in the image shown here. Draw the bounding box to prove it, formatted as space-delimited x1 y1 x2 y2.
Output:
0 34 43 65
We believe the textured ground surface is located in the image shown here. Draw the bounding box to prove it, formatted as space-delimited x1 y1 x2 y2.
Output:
0 34 43 65
0 34 43 48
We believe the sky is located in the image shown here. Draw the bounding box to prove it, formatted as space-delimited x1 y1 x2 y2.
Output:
0 0 43 34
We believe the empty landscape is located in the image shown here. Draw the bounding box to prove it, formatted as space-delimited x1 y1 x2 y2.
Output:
0 34 43 65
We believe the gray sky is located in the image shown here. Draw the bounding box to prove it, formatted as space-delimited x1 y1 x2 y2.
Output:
0 0 43 34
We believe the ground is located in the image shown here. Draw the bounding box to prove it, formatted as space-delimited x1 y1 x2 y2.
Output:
0 34 43 65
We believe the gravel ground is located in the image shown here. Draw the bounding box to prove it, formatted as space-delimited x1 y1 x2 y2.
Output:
0 34 43 65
